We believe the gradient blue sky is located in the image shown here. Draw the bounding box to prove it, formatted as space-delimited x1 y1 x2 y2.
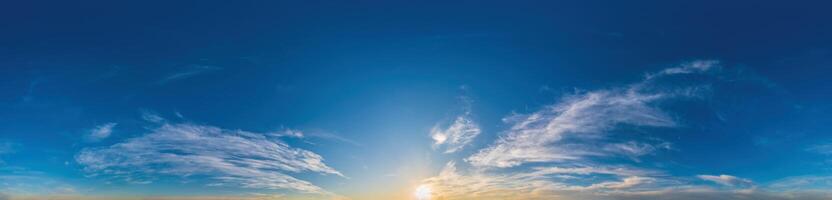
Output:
2 1 832 200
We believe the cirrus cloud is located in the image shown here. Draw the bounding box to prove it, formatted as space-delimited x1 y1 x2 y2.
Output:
431 114 481 153
466 60 719 168
697 174 754 188
75 122 343 194
85 123 117 142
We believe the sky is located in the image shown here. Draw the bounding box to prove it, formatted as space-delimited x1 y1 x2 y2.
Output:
2 1 832 200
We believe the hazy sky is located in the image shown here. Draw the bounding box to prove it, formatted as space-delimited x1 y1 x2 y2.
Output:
2 1 832 200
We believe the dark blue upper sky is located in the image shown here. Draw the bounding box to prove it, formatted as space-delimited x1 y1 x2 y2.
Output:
1 1 832 199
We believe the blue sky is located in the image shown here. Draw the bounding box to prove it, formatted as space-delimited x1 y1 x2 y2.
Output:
2 1 832 200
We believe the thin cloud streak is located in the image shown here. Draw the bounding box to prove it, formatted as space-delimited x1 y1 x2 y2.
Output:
75 123 343 194
157 65 221 84
697 174 754 187
421 161 668 200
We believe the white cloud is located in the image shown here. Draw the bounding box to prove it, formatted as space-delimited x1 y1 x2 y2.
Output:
75 123 343 194
0 172 77 196
270 128 361 147
85 123 117 142
768 176 832 191
466 60 719 168
529 166 655 177
421 161 669 199
141 111 166 123
586 176 654 190
158 65 222 84
599 189 832 200
603 141 671 161
465 89 675 168
431 92 481 153
422 164 830 200
268 128 305 138
646 60 720 79
697 174 754 187
417 60 785 200
431 114 481 153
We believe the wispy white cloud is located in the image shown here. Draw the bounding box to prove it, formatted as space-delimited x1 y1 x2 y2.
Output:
466 60 718 168
75 122 343 194
768 175 832 191
301 130 362 147
431 92 481 153
269 128 305 138
422 161 668 199
141 110 166 123
431 114 481 153
270 128 361 147
419 60 796 199
85 123 117 142
597 188 832 200
603 141 671 161
646 60 719 79
422 162 832 200
157 65 221 84
0 167 77 197
421 60 832 199
697 174 754 187
464 89 673 168
585 176 655 190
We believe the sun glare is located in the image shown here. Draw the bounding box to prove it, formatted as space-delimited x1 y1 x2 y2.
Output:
414 184 432 200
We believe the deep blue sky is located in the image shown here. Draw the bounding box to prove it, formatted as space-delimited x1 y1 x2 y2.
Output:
1 1 832 199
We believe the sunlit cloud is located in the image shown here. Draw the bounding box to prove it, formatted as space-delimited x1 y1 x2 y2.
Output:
602 141 671 161
420 60 777 199
0 195 324 200
768 175 832 191
75 122 343 194
464 60 716 168
697 174 754 188
421 161 671 199
431 114 481 153
0 169 77 197
420 60 832 199
431 92 481 153
422 163 832 200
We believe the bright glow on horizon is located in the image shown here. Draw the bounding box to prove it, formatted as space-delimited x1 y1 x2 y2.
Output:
414 184 432 200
